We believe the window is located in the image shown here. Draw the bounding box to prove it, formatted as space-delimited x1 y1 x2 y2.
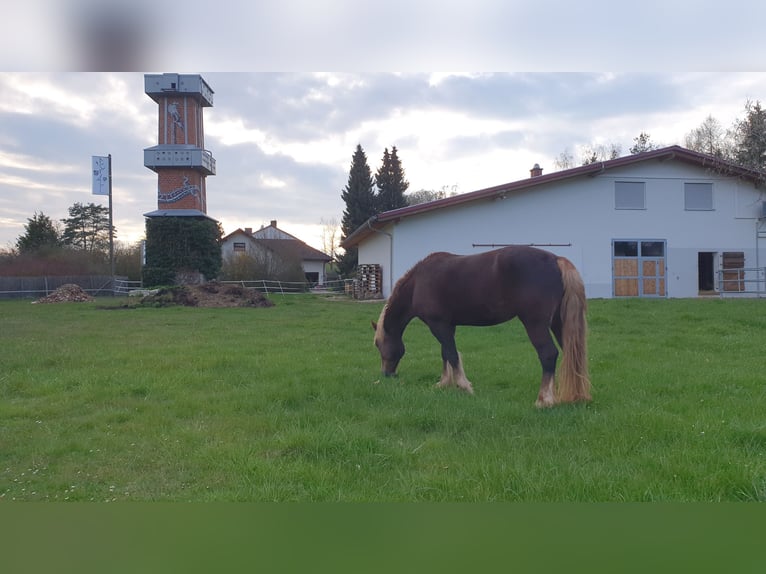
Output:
233 242 246 253
613 241 638 257
684 182 713 210
615 181 646 210
640 241 665 257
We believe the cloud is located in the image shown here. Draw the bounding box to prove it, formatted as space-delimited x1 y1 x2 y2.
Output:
1 72 766 253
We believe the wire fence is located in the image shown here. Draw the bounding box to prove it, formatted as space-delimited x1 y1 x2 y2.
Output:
0 275 125 299
0 276 360 299
220 279 354 295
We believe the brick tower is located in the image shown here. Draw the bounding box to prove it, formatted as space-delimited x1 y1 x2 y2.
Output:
142 74 220 285
143 73 216 216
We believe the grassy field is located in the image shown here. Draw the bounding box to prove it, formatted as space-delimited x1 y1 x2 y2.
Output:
1 294 765 502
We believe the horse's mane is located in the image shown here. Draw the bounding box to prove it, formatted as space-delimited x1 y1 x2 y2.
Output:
386 252 452 321
390 252 451 301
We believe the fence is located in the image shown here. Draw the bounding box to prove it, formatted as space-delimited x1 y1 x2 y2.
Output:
717 267 766 296
221 279 353 295
0 276 360 299
114 278 144 295
0 275 128 299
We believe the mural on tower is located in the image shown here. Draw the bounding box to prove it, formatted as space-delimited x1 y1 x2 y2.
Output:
143 73 216 215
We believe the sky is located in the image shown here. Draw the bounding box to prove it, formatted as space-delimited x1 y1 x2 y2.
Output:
2 72 766 253
1 2 766 253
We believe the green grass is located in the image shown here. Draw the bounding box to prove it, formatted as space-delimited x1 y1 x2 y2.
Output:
1 294 765 501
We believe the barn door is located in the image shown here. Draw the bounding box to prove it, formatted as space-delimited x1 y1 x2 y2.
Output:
613 240 667 297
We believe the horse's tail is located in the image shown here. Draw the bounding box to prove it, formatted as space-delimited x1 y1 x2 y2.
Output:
555 257 591 403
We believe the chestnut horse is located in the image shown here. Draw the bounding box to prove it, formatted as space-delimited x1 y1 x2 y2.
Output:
371 246 591 408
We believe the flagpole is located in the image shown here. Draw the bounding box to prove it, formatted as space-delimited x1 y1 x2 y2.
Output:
108 154 115 291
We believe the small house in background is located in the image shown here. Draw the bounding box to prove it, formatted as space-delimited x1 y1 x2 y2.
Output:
221 220 332 285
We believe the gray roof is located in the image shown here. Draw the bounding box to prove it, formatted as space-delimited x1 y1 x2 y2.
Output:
143 209 218 221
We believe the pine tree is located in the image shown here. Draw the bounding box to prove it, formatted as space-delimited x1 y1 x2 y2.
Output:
375 146 409 212
733 99 766 171
338 144 376 276
61 202 113 253
16 212 62 253
629 132 660 154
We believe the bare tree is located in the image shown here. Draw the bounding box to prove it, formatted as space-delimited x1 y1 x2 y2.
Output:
320 216 340 260
581 142 622 165
553 149 575 170
684 114 729 157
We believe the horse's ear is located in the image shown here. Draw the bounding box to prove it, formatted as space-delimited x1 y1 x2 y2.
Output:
371 320 378 331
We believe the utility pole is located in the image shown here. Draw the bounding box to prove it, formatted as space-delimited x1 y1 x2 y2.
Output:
108 153 115 287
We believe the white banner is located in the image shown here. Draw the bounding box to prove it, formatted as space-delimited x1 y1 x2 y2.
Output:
92 155 110 195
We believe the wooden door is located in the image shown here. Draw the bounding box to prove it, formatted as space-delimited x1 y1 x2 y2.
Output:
613 240 666 297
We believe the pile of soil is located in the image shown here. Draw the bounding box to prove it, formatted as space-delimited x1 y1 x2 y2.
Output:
136 282 274 308
33 284 95 304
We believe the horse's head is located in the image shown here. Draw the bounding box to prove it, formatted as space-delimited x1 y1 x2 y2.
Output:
372 307 404 377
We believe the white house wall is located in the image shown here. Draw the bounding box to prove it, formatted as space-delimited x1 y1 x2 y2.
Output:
302 260 326 284
359 160 765 299
358 227 394 294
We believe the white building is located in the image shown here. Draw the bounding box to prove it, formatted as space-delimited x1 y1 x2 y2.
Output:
222 220 332 285
342 146 766 299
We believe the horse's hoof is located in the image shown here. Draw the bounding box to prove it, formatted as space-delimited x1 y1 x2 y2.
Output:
535 399 555 409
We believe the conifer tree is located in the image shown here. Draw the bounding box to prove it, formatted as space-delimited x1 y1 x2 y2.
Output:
16 212 62 253
61 202 112 253
375 146 409 212
732 99 766 171
338 144 376 276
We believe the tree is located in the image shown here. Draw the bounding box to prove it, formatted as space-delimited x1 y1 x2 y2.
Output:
220 247 305 283
554 142 620 168
684 114 729 157
375 146 409 212
114 240 143 281
554 149 575 170
731 99 766 171
629 131 660 154
320 216 340 261
338 144 376 276
16 212 62 253
406 185 458 206
581 142 621 165
143 217 223 286
61 202 113 254
406 189 447 206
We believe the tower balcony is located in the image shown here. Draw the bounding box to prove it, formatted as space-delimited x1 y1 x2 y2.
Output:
145 74 214 107
144 145 216 175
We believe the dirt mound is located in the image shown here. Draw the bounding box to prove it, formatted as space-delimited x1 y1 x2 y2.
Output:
33 284 95 304
137 282 274 308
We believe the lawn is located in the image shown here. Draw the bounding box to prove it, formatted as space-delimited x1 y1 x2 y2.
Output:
1 294 765 501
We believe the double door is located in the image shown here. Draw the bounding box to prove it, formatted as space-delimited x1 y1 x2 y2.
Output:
613 240 666 297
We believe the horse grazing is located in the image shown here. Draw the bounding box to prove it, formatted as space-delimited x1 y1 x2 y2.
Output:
371 246 591 408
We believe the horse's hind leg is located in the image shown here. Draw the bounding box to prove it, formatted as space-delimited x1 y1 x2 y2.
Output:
429 322 474 394
520 318 559 408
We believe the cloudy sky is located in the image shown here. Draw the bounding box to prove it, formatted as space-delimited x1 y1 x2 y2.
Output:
1 72 766 252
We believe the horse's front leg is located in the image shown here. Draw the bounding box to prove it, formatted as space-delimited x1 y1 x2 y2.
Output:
428 322 474 394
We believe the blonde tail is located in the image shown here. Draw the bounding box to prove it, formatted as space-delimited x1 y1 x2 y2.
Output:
555 257 591 403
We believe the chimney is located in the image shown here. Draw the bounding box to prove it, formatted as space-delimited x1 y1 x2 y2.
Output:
530 163 543 178
270 219 277 227
244 227 252 235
